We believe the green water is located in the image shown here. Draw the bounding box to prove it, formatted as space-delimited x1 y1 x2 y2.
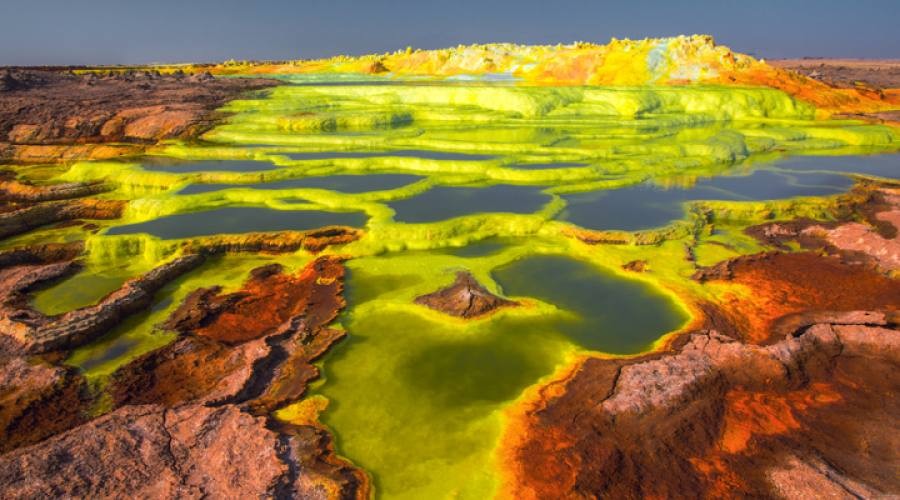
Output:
143 159 279 172
32 263 145 316
493 255 685 352
315 250 687 498
179 173 423 195
105 206 368 239
561 169 856 231
388 185 552 223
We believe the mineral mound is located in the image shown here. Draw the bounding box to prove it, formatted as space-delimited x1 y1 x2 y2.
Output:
415 271 519 318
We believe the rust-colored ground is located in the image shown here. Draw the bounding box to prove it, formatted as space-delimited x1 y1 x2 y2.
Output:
700 252 900 343
501 314 899 498
109 256 348 406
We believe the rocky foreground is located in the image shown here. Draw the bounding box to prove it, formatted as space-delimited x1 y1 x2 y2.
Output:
0 68 276 162
0 171 365 497
502 184 900 498
0 173 896 498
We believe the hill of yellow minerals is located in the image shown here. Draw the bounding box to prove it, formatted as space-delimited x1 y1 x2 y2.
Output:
208 35 900 115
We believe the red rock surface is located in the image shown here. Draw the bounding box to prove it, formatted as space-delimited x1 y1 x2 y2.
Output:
501 315 899 498
695 252 900 343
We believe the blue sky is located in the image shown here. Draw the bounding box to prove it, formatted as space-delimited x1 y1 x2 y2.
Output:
2 0 898 65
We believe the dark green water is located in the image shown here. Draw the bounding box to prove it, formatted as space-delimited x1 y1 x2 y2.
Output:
178 174 423 195
773 152 900 177
493 254 686 353
142 159 279 172
286 150 495 161
561 169 855 231
106 207 368 239
388 185 551 223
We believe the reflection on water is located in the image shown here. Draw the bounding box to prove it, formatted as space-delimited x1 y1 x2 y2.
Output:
142 159 278 173
561 169 854 231
106 207 367 239
388 185 550 223
493 254 686 353
286 149 495 161
773 153 900 178
507 161 590 169
178 174 422 195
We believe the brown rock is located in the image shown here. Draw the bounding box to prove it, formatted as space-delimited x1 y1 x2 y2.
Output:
0 198 126 239
415 271 518 318
691 251 900 343
0 254 207 353
0 356 89 453
0 179 111 203
185 226 363 255
501 314 900 498
107 334 271 407
622 259 648 272
0 404 290 498
0 69 277 161
744 185 900 275
111 257 349 409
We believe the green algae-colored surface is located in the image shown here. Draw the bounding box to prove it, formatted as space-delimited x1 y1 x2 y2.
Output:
313 248 687 498
13 80 900 498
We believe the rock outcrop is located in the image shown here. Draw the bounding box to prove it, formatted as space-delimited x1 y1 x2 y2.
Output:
0 256 368 499
415 271 518 318
0 404 297 498
0 69 277 161
0 179 111 203
0 356 89 454
0 253 206 353
503 313 899 498
186 226 362 255
745 185 900 275
0 198 126 239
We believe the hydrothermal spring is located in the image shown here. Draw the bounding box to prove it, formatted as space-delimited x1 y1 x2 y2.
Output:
14 80 900 498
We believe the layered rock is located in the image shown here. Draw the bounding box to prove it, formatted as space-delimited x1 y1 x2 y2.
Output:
0 198 126 239
0 356 89 453
0 69 277 161
0 404 296 498
691 251 900 343
186 226 362 255
0 253 206 353
0 179 111 203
